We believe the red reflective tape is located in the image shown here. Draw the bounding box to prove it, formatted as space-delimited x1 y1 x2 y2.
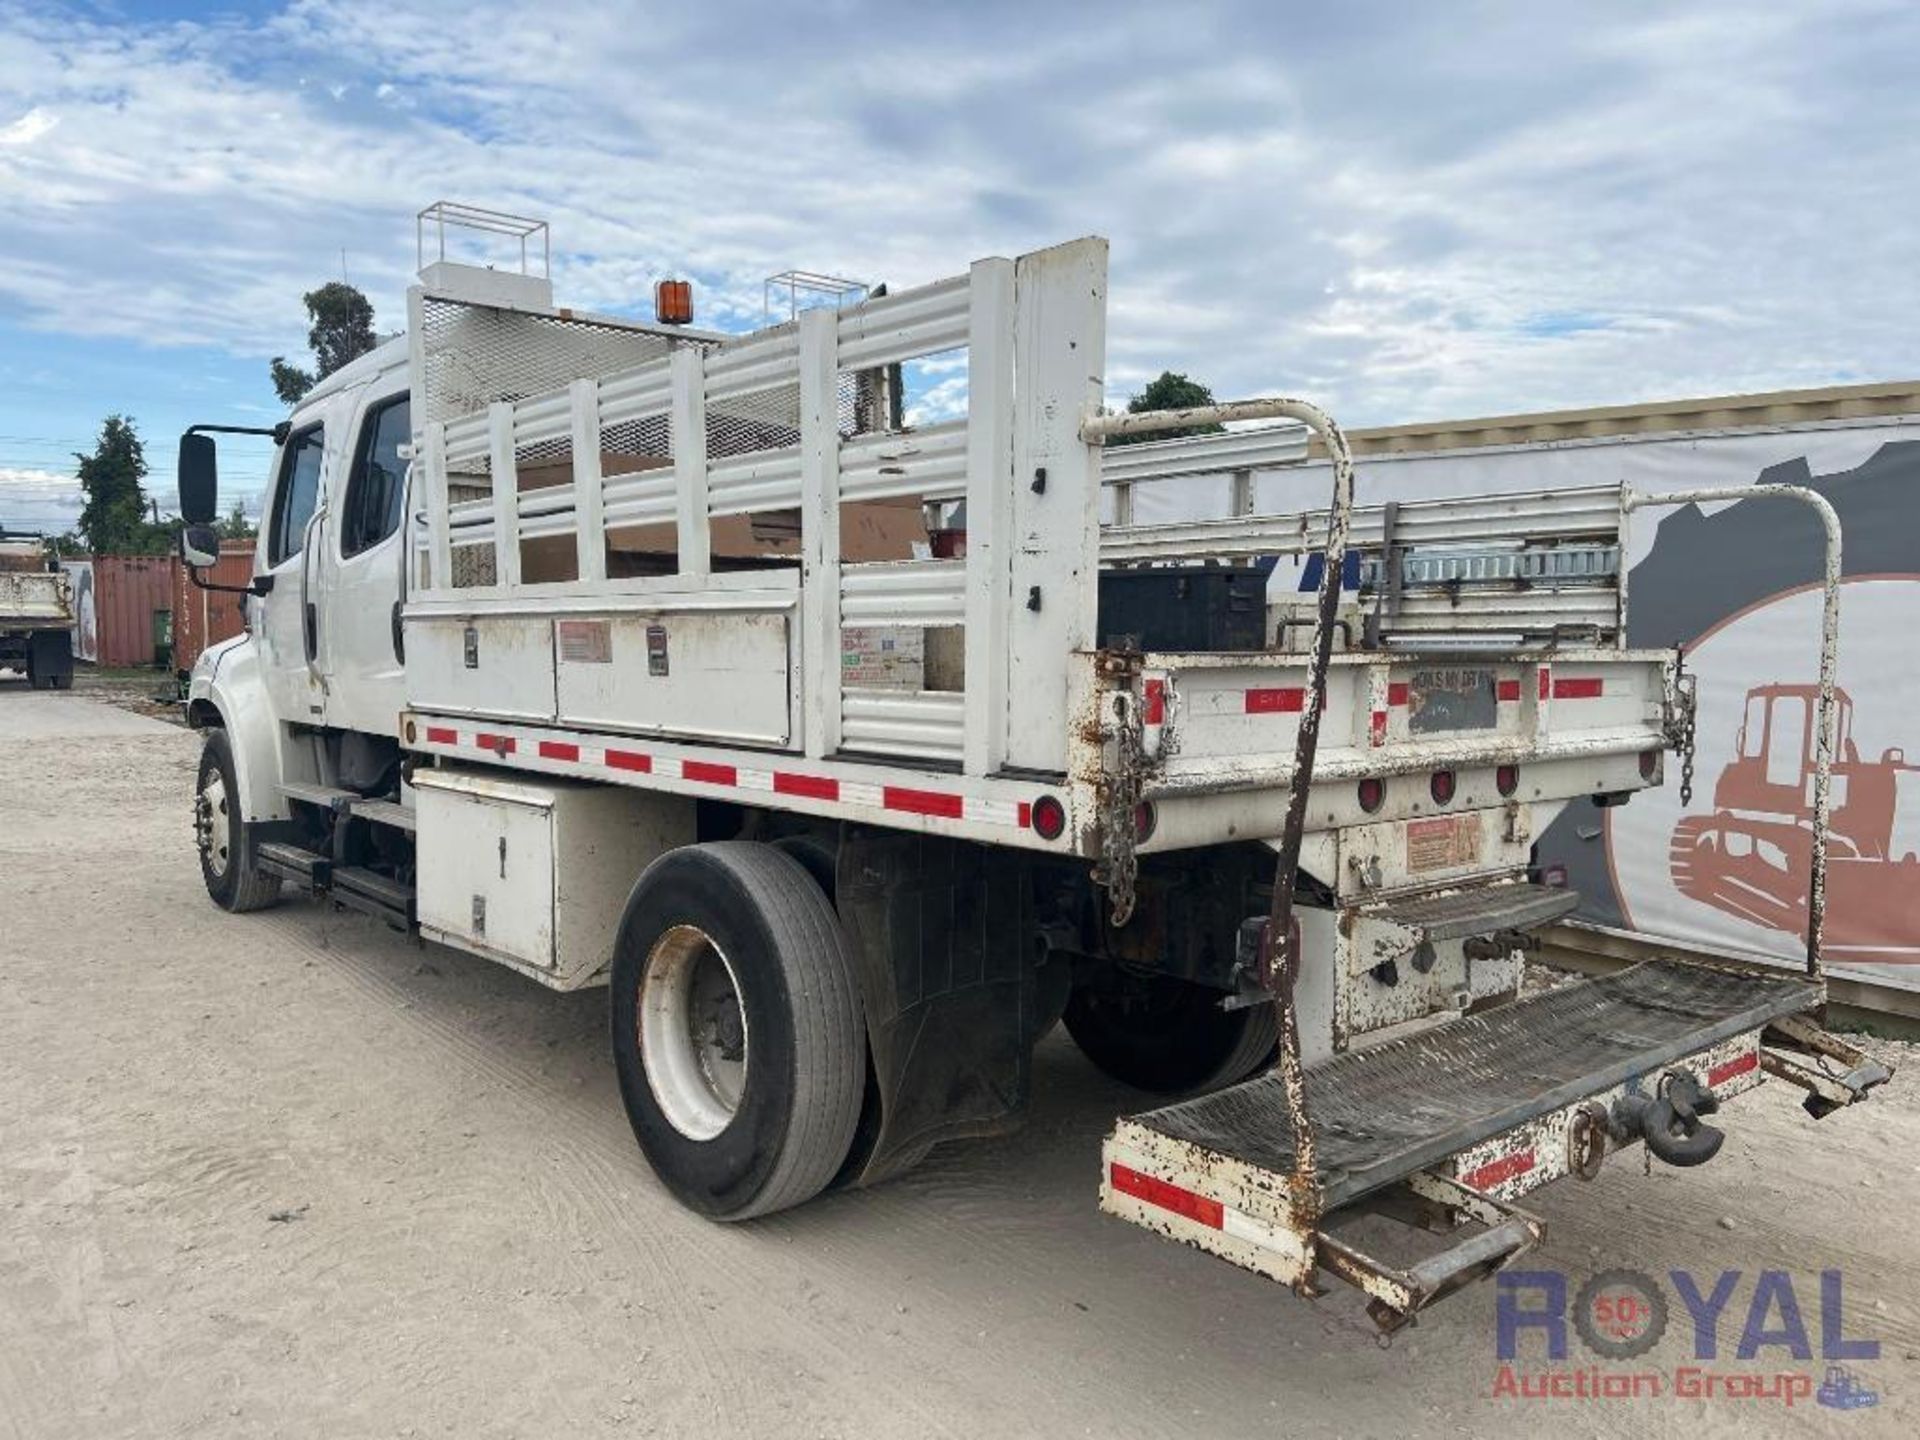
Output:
424 726 457 746
1245 687 1309 714
1538 667 1551 700
538 740 579 762
1387 682 1410 706
606 748 651 773
883 785 965 819
1143 678 1167 726
681 760 736 786
774 772 839 801
475 733 516 754
1370 709 1388 747
1497 679 1522 703
1708 1050 1759 1088
1461 1148 1536 1192
1109 1162 1223 1230
1017 801 1033 829
1553 677 1604 700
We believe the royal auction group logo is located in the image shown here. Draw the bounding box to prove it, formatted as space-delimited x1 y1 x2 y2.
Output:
1493 1267 1881 1410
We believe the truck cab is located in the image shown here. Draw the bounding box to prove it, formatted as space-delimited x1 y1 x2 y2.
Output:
247 342 412 739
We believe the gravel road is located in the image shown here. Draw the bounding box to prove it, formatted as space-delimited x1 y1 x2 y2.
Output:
2 685 1915 1438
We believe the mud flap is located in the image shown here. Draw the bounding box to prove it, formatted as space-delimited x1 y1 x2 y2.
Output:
835 829 1041 1185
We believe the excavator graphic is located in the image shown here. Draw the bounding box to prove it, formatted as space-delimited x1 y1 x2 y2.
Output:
1671 683 1920 965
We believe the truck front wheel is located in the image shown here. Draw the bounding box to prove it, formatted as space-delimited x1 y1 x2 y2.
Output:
194 729 281 913
610 843 866 1221
1063 972 1278 1095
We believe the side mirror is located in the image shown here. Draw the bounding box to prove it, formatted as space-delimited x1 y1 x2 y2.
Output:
178 432 218 524
180 523 220 569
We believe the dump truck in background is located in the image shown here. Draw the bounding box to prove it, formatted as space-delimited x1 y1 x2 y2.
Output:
169 205 1890 1330
0 531 75 690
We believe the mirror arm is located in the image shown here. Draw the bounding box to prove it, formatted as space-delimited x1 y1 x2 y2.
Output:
187 421 292 444
184 563 273 597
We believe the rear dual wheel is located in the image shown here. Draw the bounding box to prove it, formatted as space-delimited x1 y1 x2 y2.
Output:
611 843 866 1220
1063 971 1278 1095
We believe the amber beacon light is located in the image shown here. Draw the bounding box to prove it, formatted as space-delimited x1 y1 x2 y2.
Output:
654 279 693 326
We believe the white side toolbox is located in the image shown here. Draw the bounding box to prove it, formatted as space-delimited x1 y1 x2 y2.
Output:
412 768 693 988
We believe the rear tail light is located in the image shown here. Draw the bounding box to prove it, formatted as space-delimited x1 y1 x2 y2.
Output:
1357 777 1385 813
1031 794 1066 841
1639 751 1659 781
1133 801 1157 842
1430 769 1457 805
1496 763 1519 797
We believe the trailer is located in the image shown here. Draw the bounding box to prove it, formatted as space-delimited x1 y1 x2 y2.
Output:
174 205 1889 1327
0 531 75 689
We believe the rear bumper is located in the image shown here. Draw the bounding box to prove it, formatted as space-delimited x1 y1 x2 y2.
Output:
1099 961 1889 1328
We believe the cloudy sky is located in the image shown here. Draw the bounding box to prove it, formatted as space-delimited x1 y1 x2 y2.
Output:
1 0 1914 532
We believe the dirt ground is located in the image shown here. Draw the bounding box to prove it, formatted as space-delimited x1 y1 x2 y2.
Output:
2 684 1917 1439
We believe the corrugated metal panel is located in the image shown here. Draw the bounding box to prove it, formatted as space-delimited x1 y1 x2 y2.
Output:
1309 379 1920 458
172 542 255 675
88 554 174 668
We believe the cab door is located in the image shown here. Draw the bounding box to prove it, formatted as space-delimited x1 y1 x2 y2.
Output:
257 419 332 724
316 389 410 735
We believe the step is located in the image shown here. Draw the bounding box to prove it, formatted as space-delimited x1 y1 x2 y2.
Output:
330 866 415 930
279 781 356 809
256 841 330 889
1362 879 1580 942
1115 960 1817 1214
349 798 416 832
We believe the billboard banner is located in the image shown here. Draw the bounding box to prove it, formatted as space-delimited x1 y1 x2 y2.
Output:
1159 416 1920 992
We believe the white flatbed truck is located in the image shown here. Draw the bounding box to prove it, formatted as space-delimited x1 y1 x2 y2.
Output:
175 204 1888 1328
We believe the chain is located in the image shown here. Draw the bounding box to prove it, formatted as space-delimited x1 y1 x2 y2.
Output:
1670 651 1699 806
1099 690 1144 927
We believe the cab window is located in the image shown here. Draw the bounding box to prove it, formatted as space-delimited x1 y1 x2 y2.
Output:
340 395 411 558
268 424 326 567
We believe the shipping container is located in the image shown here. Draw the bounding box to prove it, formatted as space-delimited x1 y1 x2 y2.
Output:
171 541 254 677
88 554 174 668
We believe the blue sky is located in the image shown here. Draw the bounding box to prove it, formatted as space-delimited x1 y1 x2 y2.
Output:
2 0 1916 532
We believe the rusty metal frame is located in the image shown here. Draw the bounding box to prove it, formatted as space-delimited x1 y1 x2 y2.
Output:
1322 1170 1546 1332
1084 397 1357 1277
1621 485 1841 978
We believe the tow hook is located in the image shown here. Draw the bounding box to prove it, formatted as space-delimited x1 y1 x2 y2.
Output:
1611 1068 1725 1168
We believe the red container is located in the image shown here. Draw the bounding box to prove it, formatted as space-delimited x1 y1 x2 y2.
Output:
88 554 175 667
171 541 255 675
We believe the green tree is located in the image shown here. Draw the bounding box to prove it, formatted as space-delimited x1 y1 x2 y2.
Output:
218 497 255 540
271 281 377 405
74 415 152 554
1110 371 1227 446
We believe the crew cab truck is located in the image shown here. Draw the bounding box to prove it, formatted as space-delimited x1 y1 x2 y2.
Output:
175 204 1888 1327
0 531 75 690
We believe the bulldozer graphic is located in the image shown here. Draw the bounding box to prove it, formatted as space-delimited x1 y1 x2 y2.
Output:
1671 681 1920 964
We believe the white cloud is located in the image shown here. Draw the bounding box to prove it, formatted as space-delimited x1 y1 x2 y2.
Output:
0 105 56 146
0 465 80 532
0 0 1913 429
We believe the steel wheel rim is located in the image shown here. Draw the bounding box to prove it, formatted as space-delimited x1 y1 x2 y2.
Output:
197 772 231 878
638 924 749 1141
